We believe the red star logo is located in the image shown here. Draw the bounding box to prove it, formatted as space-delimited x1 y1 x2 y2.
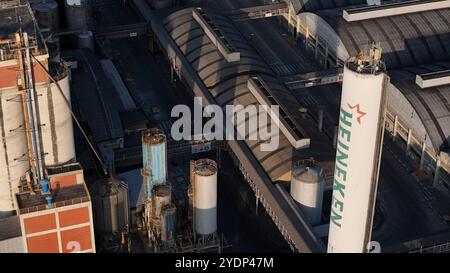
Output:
347 103 366 124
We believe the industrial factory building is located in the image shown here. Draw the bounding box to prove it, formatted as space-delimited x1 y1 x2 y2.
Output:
0 1 95 252
0 0 449 255
285 0 450 193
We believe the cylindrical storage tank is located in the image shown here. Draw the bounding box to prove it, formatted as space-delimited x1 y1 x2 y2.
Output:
160 203 176 242
327 47 387 253
193 159 217 236
142 128 167 199
64 0 90 31
91 176 130 234
149 0 173 9
0 89 30 218
290 159 324 226
77 31 94 50
33 1 59 33
36 65 75 166
151 184 171 219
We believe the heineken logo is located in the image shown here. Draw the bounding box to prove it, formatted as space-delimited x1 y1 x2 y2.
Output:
330 102 366 228
347 103 366 125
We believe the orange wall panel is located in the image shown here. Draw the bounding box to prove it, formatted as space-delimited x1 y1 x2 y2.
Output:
51 174 77 189
32 61 48 84
58 207 90 228
0 65 18 88
60 226 93 253
27 232 59 253
23 213 56 234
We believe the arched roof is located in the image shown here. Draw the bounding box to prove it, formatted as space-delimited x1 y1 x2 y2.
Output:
389 62 450 152
163 9 297 181
312 8 450 69
287 0 369 13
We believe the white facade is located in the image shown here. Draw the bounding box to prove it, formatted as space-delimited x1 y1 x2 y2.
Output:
327 65 387 253
194 160 218 236
0 88 30 216
37 75 75 166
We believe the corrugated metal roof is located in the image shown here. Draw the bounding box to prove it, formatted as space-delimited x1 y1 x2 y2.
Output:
287 0 370 13
390 62 450 152
315 7 450 69
163 8 334 181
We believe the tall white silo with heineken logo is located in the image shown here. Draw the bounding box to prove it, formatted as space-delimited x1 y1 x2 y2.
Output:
327 43 388 253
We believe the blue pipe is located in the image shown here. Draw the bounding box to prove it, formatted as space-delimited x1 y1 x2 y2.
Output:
26 89 42 182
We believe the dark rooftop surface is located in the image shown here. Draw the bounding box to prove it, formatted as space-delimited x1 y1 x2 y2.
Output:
62 49 125 143
0 1 46 57
420 69 450 81
16 184 89 211
0 216 21 241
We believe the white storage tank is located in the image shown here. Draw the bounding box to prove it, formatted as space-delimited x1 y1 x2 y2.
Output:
91 176 130 234
36 63 75 166
0 89 30 218
33 1 59 33
77 31 94 50
290 159 324 226
327 44 387 253
151 184 171 220
193 159 217 236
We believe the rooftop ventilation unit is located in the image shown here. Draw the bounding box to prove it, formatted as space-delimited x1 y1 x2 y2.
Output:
343 0 450 22
192 8 240 62
247 77 310 150
416 70 450 89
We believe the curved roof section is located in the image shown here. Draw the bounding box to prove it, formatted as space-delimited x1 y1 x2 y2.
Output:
163 9 295 181
163 9 334 181
287 0 369 13
389 62 450 152
312 8 450 69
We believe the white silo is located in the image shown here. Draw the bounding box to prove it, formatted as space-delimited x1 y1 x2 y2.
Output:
36 62 75 166
0 89 30 217
193 159 217 236
290 159 325 226
327 44 388 253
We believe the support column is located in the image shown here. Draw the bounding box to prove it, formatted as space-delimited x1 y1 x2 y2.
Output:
433 157 441 188
393 115 399 140
420 142 426 171
333 124 338 148
406 128 412 156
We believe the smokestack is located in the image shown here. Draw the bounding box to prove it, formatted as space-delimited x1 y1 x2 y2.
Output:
327 43 387 253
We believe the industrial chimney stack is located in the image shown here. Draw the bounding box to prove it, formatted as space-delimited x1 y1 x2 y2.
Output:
327 43 388 253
